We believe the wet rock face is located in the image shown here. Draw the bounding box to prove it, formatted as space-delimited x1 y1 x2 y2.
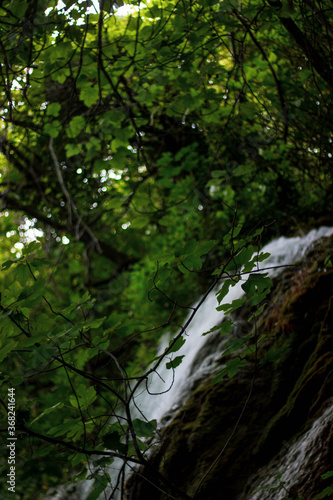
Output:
125 235 333 500
244 404 333 500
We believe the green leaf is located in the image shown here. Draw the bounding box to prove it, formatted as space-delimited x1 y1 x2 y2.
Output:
13 263 30 286
11 376 24 386
216 279 235 304
256 251 271 262
154 265 172 286
131 216 150 229
220 319 233 335
80 86 99 107
132 418 157 438
225 245 254 272
314 486 333 499
46 103 61 117
241 273 273 296
232 225 243 238
167 337 186 354
321 471 333 480
223 335 250 356
176 239 217 273
247 290 270 306
197 240 216 255
86 474 111 500
324 255 332 268
10 1 28 17
202 324 222 336
214 357 247 383
180 254 202 272
22 240 41 255
84 317 106 329
19 279 46 307
63 0 78 8
53 70 70 84
175 241 195 258
166 355 185 369
0 308 13 318
0 341 18 363
65 143 83 158
44 402 64 415
259 346 291 365
43 120 62 138
211 170 226 179
2 260 15 270
102 432 127 453
216 296 247 315
101 0 120 12
69 385 97 409
248 302 268 320
30 403 64 424
66 116 85 138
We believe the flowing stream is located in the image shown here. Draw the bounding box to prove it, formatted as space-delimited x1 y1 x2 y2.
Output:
50 226 333 499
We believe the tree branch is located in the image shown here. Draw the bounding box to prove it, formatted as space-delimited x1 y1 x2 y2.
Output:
19 424 143 465
267 1 333 87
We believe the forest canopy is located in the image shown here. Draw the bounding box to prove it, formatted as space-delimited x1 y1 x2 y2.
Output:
0 0 332 498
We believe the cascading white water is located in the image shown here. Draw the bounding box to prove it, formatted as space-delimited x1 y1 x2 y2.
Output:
51 226 333 499
246 403 333 500
131 226 333 425
257 226 333 276
131 285 239 424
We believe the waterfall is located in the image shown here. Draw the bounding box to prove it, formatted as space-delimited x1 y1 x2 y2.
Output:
131 226 333 424
246 403 333 499
49 226 333 499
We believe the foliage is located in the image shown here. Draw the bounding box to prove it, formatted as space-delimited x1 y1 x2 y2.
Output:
0 0 332 498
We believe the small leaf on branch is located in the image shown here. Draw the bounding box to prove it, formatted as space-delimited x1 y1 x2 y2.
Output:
166 355 185 370
132 418 157 438
167 336 186 354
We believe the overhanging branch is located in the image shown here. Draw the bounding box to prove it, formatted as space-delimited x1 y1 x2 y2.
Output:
279 16 333 88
